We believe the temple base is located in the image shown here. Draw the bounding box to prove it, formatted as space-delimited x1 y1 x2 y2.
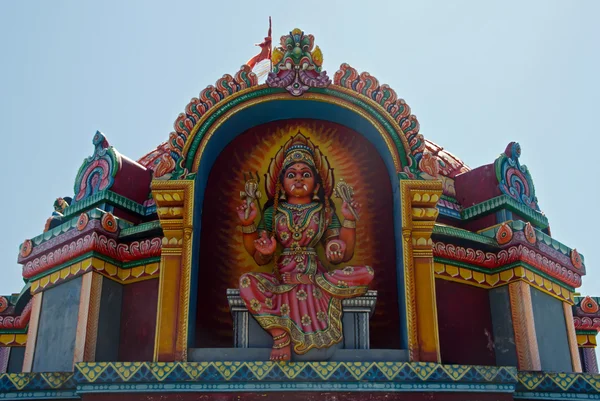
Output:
188 348 409 362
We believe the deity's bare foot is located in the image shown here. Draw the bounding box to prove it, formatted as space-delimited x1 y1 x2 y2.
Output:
269 330 291 362
270 343 291 362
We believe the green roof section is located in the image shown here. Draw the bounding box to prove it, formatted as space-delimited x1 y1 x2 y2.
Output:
461 195 549 229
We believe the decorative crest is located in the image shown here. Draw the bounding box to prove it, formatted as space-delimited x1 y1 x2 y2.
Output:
266 28 331 96
73 131 120 202
494 142 540 211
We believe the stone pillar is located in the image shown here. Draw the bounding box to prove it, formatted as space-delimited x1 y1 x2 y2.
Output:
152 180 195 362
508 281 541 370
400 180 442 362
563 302 583 372
22 292 42 373
73 272 103 364
581 347 599 373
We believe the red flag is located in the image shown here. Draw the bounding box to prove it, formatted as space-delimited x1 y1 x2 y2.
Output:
247 17 272 79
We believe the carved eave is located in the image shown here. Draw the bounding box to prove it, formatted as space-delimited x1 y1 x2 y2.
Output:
432 219 585 303
17 209 162 294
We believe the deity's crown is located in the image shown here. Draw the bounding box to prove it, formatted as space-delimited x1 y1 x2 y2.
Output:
283 140 316 170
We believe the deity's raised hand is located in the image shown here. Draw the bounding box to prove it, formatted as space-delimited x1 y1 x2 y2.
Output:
342 200 361 221
236 201 257 226
254 231 277 256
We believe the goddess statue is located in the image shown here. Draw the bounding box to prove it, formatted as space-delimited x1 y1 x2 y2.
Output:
236 133 374 361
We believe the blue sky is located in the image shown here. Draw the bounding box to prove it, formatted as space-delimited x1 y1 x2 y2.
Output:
0 0 598 300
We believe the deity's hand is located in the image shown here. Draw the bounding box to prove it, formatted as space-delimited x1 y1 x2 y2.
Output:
341 200 361 221
326 240 347 264
254 231 277 256
236 201 258 226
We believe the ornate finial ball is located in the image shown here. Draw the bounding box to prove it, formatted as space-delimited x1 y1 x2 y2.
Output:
20 239 33 258
0 297 8 313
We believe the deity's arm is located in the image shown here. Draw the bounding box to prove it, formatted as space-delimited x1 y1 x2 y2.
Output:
339 225 356 262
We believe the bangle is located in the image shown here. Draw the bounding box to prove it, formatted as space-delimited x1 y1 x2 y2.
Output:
342 219 356 229
241 223 257 234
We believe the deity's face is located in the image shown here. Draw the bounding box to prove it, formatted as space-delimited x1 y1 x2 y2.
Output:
282 163 316 199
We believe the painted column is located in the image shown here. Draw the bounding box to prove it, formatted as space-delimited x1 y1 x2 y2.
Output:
152 180 195 362
508 281 541 370
73 272 103 364
22 292 42 373
400 180 442 363
563 302 583 372
581 347 599 373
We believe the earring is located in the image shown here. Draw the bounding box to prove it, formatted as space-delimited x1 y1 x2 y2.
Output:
279 191 287 201
312 188 319 201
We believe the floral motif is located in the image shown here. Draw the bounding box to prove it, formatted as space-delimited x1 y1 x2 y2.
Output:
20 240 33 258
296 289 308 301
280 232 290 241
296 263 306 273
495 223 513 245
101 212 118 233
250 299 261 312
77 213 89 231
0 297 8 313
580 296 599 314
524 222 536 244
240 276 251 289
265 298 273 309
312 287 323 299
571 249 583 269
337 280 348 288
301 315 312 326
306 229 315 239
280 304 290 316
317 310 327 322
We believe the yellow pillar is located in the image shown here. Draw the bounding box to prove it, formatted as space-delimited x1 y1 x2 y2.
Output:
152 180 195 362
400 180 442 362
509 281 541 370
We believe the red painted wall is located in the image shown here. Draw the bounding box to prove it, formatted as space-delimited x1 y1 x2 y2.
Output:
118 279 158 361
435 279 496 366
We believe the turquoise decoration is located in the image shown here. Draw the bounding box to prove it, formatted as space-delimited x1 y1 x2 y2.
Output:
494 142 540 211
73 131 120 202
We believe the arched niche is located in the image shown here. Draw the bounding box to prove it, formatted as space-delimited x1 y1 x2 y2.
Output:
193 119 400 349
187 97 408 350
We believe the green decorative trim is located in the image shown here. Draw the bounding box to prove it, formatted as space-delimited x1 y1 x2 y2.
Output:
477 220 583 262
440 194 459 203
64 190 148 218
119 221 162 238
183 86 413 174
433 225 498 246
0 328 27 335
575 330 597 336
461 195 549 229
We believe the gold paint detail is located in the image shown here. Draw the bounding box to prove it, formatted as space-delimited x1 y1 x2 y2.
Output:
151 179 195 362
400 180 443 363
434 263 575 304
